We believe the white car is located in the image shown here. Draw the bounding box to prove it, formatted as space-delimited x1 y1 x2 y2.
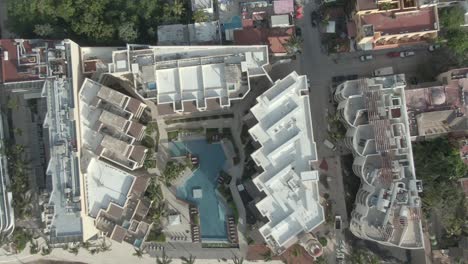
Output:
323 139 336 151
359 54 373 61
400 51 415 57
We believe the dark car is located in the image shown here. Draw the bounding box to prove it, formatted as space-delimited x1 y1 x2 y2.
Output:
295 27 302 37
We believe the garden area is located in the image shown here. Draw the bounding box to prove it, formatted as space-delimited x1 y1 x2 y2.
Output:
413 137 468 248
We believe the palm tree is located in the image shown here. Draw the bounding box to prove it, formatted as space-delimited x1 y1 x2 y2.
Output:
232 255 244 264
41 246 51 256
81 241 91 250
171 0 185 17
133 248 144 258
156 249 172 264
285 35 303 55
192 10 208 23
29 239 39 254
69 246 79 255
261 249 272 261
180 254 196 264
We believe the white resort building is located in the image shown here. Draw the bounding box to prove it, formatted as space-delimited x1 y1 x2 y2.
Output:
78 78 152 246
79 78 148 171
82 44 269 115
334 75 424 249
249 72 324 254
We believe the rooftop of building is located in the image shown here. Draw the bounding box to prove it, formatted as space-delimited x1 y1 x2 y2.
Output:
0 39 59 83
405 71 468 136
85 158 135 218
359 7 437 35
79 78 148 171
157 21 221 45
106 44 268 112
273 0 294 14
192 0 213 10
233 27 294 54
249 72 324 254
40 40 83 240
335 76 424 249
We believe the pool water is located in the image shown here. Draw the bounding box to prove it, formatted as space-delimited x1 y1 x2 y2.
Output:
170 140 228 241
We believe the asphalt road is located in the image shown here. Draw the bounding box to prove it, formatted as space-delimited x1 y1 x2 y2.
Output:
294 1 433 159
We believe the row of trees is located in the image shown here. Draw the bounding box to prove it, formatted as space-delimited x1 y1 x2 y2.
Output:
413 137 468 246
7 0 193 44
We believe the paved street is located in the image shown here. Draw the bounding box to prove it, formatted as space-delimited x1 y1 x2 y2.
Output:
291 1 434 159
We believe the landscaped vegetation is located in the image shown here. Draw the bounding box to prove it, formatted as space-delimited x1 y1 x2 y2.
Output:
413 137 468 247
163 160 190 185
10 228 33 253
146 228 166 242
216 174 239 221
348 248 381 264
6 143 33 219
327 112 347 142
438 7 468 64
7 0 193 45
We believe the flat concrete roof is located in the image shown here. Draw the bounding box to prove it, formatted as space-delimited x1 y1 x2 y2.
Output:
249 72 324 253
85 158 134 218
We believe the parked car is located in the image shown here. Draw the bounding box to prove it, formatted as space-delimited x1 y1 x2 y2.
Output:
323 139 336 151
386 51 400 58
428 44 441 52
359 54 373 61
400 51 415 57
373 66 394 77
335 215 342 230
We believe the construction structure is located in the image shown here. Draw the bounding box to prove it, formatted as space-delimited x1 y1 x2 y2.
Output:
405 67 468 139
335 75 424 249
249 72 324 254
85 44 269 114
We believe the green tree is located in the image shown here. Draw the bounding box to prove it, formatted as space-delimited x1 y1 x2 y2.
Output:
284 35 303 55
13 128 23 137
180 255 196 264
438 7 468 61
33 24 55 37
231 256 244 264
261 249 272 261
7 97 18 110
192 10 209 23
118 22 139 43
133 248 144 258
349 249 380 264
29 240 39 254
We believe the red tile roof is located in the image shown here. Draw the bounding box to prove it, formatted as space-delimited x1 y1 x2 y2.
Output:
273 0 294 14
0 39 39 83
361 8 437 35
234 27 294 54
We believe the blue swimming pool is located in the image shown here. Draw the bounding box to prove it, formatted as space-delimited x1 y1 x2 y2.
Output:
170 140 228 241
